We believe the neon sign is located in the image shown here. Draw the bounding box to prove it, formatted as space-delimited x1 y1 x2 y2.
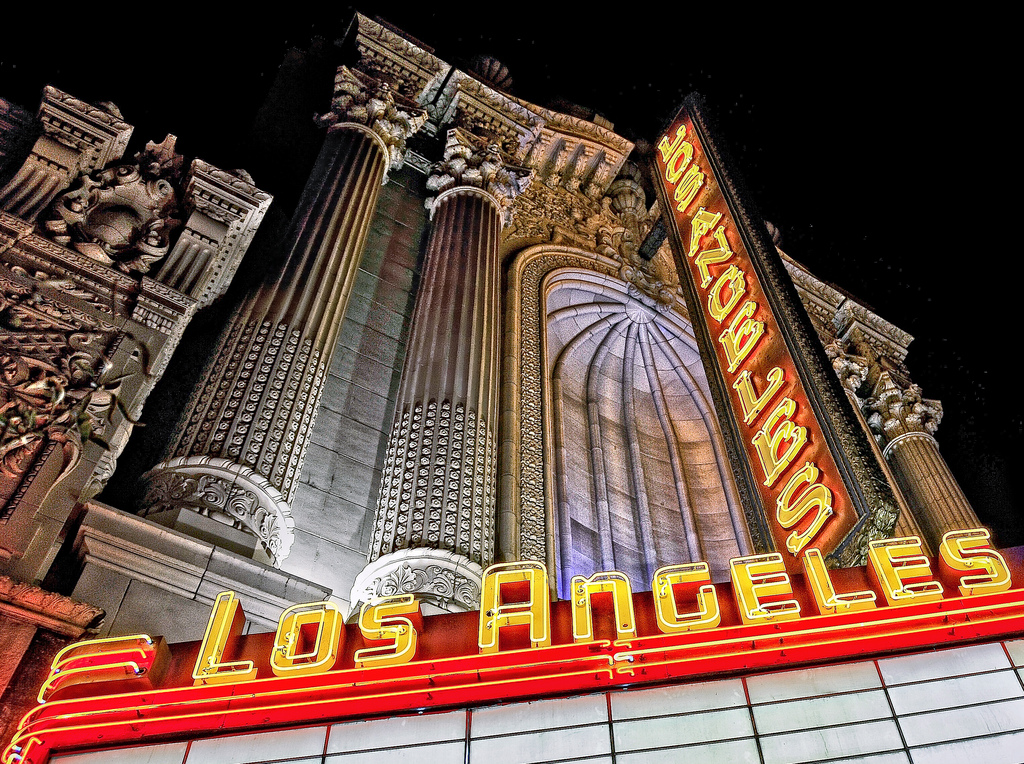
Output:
5 529 1024 764
655 105 866 565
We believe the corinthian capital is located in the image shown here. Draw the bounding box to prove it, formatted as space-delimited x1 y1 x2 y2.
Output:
317 67 427 174
425 128 533 224
866 371 943 442
824 339 871 396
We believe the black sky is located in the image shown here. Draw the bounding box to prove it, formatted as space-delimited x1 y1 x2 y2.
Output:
2 7 1019 544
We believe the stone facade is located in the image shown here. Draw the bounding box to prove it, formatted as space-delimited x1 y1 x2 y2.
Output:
0 11 984 690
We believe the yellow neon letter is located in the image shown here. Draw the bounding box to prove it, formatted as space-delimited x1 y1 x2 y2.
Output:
719 301 766 373
658 125 686 164
687 208 723 259
802 548 876 615
707 264 747 323
270 601 343 677
570 572 637 642
867 537 944 606
751 397 808 487
38 635 165 703
694 225 733 287
652 562 721 633
479 561 551 653
938 528 1011 596
730 553 801 625
776 461 834 554
193 591 257 686
665 140 693 185
733 366 786 425
674 163 705 213
355 594 421 668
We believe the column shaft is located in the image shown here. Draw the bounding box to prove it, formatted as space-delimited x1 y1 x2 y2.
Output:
372 188 502 566
142 126 387 564
885 432 981 548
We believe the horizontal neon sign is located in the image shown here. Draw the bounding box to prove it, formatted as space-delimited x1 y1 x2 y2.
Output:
5 529 1024 764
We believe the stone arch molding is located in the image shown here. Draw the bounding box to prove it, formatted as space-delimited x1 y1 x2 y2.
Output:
501 245 750 597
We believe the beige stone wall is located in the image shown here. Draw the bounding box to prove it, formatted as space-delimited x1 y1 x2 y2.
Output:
283 169 428 608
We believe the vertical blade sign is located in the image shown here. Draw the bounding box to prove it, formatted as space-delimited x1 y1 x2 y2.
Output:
654 105 857 569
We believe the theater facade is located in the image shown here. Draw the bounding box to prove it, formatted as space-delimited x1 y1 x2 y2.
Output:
1 14 1022 764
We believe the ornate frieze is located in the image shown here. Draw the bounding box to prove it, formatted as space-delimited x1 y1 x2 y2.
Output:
0 270 121 523
351 14 449 101
0 573 103 636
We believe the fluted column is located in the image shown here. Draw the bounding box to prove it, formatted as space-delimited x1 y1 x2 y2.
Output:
351 129 531 612
867 372 981 550
824 342 929 549
140 68 425 566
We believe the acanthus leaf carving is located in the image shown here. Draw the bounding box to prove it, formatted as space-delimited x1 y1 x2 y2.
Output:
318 67 427 175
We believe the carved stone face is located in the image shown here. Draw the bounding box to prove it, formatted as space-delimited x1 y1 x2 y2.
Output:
44 137 182 274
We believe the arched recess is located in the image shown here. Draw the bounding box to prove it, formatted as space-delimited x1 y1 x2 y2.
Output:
500 245 750 598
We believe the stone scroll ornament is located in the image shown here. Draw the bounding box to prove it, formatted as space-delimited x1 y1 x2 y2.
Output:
42 135 184 275
0 276 119 519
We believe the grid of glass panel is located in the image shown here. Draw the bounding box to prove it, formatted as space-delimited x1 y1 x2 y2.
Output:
51 638 1024 764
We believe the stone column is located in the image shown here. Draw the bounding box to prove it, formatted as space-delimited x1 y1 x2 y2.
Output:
825 341 929 550
867 371 980 549
140 68 425 566
351 129 530 612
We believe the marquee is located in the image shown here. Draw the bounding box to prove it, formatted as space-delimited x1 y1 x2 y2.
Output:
5 529 1024 764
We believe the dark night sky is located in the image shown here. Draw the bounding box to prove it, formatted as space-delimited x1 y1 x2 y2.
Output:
2 7 1019 544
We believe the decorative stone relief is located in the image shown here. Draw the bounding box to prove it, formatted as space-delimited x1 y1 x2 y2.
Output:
0 87 133 222
503 248 621 564
425 128 533 225
866 372 943 444
158 159 272 308
373 400 494 566
0 573 103 636
42 135 183 275
352 13 449 100
317 67 427 175
824 339 871 397
169 316 327 506
0 273 118 519
140 455 294 565
350 547 483 614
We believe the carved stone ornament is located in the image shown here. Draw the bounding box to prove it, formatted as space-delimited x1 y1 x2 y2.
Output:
42 135 184 274
866 372 943 443
140 455 294 565
317 66 427 175
1 274 118 518
425 128 533 224
596 165 676 311
350 547 483 614
824 339 871 396
0 573 104 636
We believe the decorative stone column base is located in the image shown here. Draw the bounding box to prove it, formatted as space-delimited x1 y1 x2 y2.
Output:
350 548 483 616
140 456 294 566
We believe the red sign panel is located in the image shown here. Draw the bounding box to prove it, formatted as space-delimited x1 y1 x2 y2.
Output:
654 106 856 566
5 540 1024 764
